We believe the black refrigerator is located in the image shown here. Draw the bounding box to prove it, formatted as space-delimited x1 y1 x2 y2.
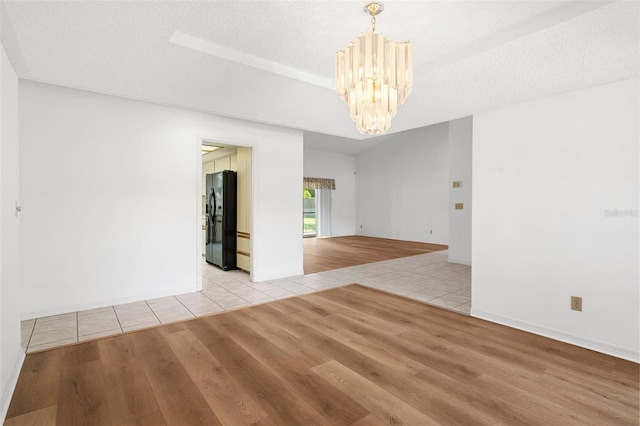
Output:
205 170 237 270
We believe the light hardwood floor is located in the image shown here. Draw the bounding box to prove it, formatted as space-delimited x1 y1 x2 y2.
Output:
304 235 448 274
6 284 638 425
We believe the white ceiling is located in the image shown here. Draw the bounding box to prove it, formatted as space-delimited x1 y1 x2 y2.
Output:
1 1 638 153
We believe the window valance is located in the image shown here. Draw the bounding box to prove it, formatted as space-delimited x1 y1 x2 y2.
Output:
303 177 336 190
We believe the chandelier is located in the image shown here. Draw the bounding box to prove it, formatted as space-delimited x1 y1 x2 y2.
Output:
335 2 413 135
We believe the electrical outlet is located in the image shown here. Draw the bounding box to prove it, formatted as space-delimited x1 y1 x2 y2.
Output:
430 230 432 234
455 203 464 210
571 296 582 312
452 181 461 188
360 224 363 229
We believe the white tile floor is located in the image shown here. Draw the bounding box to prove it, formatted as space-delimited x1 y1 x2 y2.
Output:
21 250 470 353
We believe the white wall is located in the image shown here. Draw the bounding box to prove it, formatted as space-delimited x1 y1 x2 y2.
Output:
0 42 23 422
355 123 449 244
472 77 639 361
448 116 473 264
20 81 303 319
303 149 356 236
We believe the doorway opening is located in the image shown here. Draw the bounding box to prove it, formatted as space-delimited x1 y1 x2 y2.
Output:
200 143 252 279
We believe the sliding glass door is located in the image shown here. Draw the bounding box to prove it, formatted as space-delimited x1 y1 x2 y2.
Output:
303 188 316 237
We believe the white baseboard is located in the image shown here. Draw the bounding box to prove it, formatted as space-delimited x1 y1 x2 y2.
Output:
1 347 25 423
253 268 305 282
447 257 471 266
471 308 639 363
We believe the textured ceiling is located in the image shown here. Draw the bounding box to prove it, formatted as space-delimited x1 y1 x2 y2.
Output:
1 1 638 152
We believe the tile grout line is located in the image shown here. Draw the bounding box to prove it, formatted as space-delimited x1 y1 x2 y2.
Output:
145 300 163 324
25 319 37 352
112 305 124 335
199 290 228 311
174 295 198 318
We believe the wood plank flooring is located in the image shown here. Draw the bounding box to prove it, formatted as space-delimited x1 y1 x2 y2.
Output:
6 284 638 425
304 236 447 274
